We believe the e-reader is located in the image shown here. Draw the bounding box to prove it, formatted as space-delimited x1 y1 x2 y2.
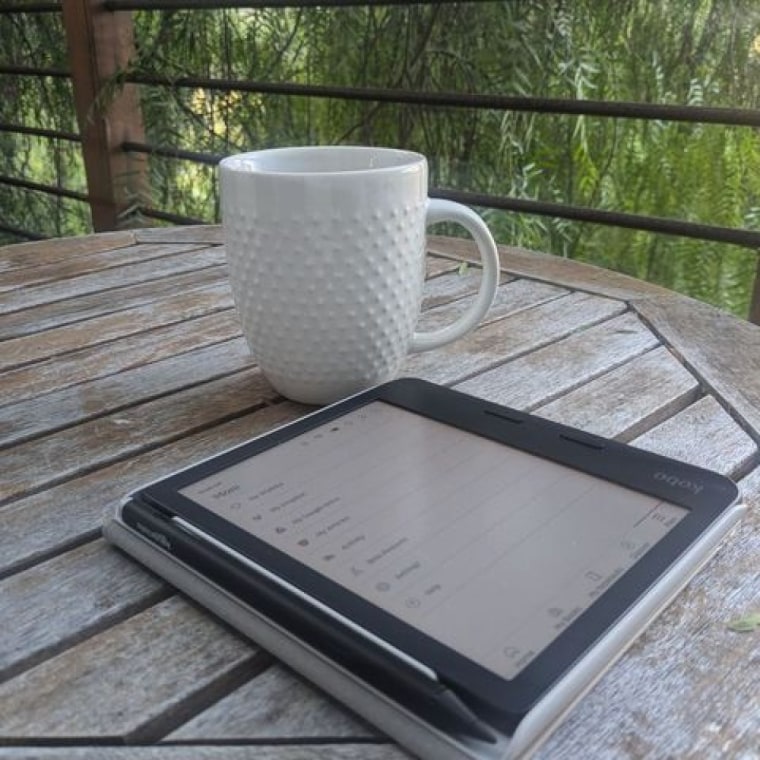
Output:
108 378 744 756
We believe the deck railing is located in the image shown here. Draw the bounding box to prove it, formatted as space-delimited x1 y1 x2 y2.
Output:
1 0 759 323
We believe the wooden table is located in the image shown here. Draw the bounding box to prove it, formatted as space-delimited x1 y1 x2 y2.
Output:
1 226 758 759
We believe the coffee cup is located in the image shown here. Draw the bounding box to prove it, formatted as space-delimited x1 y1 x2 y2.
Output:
219 146 499 404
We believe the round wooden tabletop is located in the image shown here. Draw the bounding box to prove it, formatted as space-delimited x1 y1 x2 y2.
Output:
0 226 757 758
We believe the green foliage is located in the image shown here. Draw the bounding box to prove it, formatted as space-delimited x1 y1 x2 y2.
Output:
0 11 85 242
1 1 760 317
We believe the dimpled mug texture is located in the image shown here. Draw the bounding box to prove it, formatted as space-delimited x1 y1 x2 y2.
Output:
222 162 429 404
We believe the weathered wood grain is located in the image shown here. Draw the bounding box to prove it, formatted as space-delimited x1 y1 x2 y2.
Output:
631 395 759 479
0 403 304 576
415 276 566 336
0 242 210 293
0 283 234 372
538 464 760 760
1 310 242 407
2 229 759 758
0 244 225 315
0 539 167 681
536 345 701 441
0 596 265 740
424 254 460 279
0 337 253 447
635 293 760 451
431 235 760 450
406 290 626 385
420 267 508 311
0 230 135 274
0 265 227 341
166 664 377 741
428 235 667 302
1 367 278 504
134 225 224 245
537 428 760 759
538 550 759 757
0 746 406 759
456 310 658 410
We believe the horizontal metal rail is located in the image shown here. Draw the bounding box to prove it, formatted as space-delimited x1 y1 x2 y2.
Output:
0 123 80 142
433 189 760 250
0 174 89 202
0 3 61 13
105 0 484 9
0 223 48 241
122 141 760 249
0 65 69 79
125 74 760 128
123 141 220 166
139 207 208 225
3 69 757 130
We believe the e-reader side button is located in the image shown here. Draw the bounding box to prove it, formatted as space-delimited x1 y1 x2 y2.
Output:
484 409 525 425
558 432 605 451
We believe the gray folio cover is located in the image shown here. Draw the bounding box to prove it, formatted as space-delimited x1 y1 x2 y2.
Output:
103 502 745 760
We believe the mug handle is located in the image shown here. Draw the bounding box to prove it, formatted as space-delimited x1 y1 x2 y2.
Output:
409 198 500 353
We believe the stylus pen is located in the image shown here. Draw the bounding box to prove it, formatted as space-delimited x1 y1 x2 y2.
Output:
122 498 498 744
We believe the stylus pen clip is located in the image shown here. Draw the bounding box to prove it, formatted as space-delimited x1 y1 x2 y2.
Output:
422 679 499 744
122 498 498 744
172 512 499 743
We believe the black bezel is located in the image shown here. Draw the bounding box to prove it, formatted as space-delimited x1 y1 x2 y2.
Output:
139 378 738 720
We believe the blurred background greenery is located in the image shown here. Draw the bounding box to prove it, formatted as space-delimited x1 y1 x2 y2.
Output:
1 1 759 316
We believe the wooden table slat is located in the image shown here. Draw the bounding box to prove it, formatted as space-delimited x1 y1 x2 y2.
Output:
0 596 265 741
0 337 252 447
631 395 759 479
535 344 702 441
456 310 658 410
134 225 224 246
635 294 760 449
1 368 279 505
420 266 508 311
427 236 667 303
0 230 136 274
416 276 567 335
0 746 407 759
0 242 214 293
0 404 303 577
0 282 234 373
0 311 242 407
407 290 626 385
0 259 507 409
0 539 167 682
166 664 377 742
424 255 461 279
0 265 227 342
0 244 225 316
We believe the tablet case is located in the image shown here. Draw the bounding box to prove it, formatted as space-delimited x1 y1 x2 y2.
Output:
103 501 745 759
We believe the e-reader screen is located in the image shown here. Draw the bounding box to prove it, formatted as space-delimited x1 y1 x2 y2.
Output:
178 401 688 681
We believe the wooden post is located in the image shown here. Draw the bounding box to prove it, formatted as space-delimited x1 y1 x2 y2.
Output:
61 0 149 231
749 252 760 325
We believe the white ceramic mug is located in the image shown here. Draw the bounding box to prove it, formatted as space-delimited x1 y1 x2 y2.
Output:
219 146 499 404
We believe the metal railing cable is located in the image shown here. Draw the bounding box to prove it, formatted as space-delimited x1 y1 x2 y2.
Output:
3 1 760 259
0 223 48 241
139 207 207 225
0 175 89 202
104 0 492 10
0 64 69 79
124 74 760 128
0 124 80 142
0 4 61 13
434 189 760 250
122 141 760 250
